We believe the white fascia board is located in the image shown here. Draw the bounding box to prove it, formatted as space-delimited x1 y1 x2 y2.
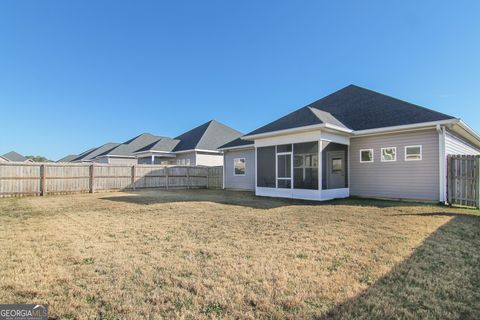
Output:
217 145 255 151
132 150 176 156
243 123 353 141
174 149 222 154
243 124 325 140
456 120 480 145
352 119 460 137
94 155 136 159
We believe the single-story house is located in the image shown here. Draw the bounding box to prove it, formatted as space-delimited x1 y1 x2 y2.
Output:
134 120 242 166
93 134 159 164
133 120 242 166
64 120 242 166
219 85 480 203
0 151 33 163
69 144 120 163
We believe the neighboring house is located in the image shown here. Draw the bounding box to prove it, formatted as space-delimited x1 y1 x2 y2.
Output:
0 151 33 163
220 85 480 202
134 137 180 165
70 144 120 163
93 134 159 164
60 120 241 166
133 120 243 166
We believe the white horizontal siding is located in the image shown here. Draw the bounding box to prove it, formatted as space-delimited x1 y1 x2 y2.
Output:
196 152 224 166
445 130 480 155
350 129 439 201
224 149 255 190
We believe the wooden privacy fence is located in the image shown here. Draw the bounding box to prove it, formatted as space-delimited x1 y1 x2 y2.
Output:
447 155 480 208
0 163 223 197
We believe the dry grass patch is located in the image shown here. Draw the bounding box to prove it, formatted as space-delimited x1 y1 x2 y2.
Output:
0 190 479 319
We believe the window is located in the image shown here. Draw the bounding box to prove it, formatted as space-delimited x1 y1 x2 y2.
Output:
293 142 318 189
176 159 191 166
360 149 374 163
332 158 343 173
234 158 246 175
381 147 396 162
257 146 276 187
405 145 422 161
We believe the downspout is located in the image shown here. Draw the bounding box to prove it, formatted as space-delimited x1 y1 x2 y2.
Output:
437 124 446 204
222 152 226 190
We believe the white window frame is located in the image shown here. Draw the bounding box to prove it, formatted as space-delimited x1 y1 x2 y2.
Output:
185 159 191 166
275 145 293 189
233 158 246 176
359 149 374 163
381 147 397 162
405 145 422 161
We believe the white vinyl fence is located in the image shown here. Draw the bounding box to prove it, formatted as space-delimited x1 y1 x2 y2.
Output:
0 163 223 197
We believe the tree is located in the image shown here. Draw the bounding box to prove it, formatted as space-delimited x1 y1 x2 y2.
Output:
26 155 52 163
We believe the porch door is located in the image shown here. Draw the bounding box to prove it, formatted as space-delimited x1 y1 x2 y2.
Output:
277 153 292 188
326 151 346 189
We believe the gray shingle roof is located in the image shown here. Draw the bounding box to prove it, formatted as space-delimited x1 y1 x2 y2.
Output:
135 137 180 153
72 144 119 162
246 85 455 136
173 120 243 152
219 137 254 149
1 151 28 162
97 133 162 157
56 154 78 162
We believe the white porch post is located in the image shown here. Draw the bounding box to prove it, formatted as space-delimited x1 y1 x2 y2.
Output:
318 140 323 192
151 155 154 164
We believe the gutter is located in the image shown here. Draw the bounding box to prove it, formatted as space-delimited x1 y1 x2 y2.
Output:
352 119 460 137
174 149 223 154
242 123 353 140
436 124 447 204
217 144 255 152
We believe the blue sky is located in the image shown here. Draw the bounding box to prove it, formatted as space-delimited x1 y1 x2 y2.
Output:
1 1 479 160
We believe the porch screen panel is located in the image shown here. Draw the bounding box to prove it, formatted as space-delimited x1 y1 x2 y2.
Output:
257 146 276 187
293 142 319 189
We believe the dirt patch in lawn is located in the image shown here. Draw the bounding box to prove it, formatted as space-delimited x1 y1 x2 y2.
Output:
0 190 479 319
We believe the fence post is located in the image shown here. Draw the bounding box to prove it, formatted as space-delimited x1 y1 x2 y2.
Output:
89 164 95 193
447 155 452 205
187 167 190 189
40 164 46 196
131 165 136 191
165 166 169 189
476 156 480 209
206 167 209 189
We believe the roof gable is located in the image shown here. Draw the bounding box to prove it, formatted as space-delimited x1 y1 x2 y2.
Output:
246 85 455 136
219 137 254 149
308 85 454 131
173 120 243 151
98 133 162 157
72 143 119 161
135 137 180 153
1 151 28 162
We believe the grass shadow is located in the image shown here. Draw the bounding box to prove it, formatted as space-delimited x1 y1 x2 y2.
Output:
100 189 450 210
100 189 309 209
320 214 480 319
